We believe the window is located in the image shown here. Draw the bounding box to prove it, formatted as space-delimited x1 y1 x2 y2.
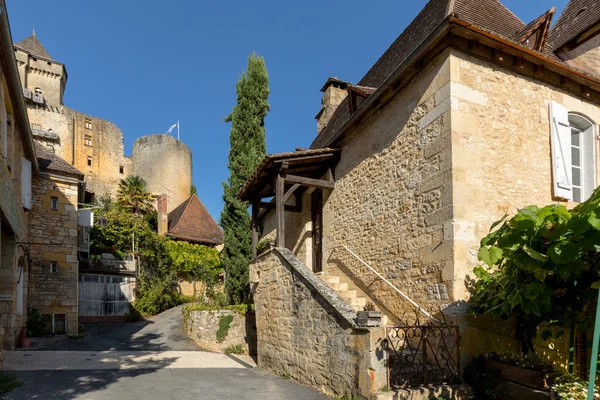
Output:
50 262 58 273
569 114 595 202
549 101 596 203
84 134 92 146
87 156 92 166
85 118 92 130
50 196 58 210
34 87 42 95
119 165 124 174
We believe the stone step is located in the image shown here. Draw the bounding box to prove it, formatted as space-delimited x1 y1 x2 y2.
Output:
351 297 366 309
320 275 340 284
338 289 357 300
329 282 348 291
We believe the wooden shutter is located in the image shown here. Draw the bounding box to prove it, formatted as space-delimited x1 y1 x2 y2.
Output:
549 101 572 200
21 157 32 209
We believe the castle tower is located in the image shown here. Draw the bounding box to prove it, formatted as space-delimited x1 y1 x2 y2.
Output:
132 134 192 213
14 33 67 106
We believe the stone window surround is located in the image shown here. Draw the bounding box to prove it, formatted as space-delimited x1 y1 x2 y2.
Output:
87 156 92 166
84 118 92 130
50 261 57 274
50 196 58 210
84 134 92 147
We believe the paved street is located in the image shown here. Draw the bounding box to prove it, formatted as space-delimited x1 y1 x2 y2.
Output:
2 306 329 399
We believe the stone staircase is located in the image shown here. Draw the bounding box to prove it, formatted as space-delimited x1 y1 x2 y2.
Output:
319 273 389 326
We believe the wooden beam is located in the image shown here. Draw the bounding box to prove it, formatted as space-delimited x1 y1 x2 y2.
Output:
283 183 301 204
251 199 258 259
326 168 334 184
258 202 301 211
276 174 285 248
284 174 335 190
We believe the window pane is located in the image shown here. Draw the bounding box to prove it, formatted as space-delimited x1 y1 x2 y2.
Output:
571 130 580 145
573 187 581 203
573 167 581 186
572 147 580 166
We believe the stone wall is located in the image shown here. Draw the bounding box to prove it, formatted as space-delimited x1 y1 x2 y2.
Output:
558 31 600 78
323 52 453 319
250 248 386 399
26 105 131 198
184 309 256 355
28 174 79 334
448 49 600 301
132 134 192 212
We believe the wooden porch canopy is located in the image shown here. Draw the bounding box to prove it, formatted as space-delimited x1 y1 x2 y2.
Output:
238 148 340 256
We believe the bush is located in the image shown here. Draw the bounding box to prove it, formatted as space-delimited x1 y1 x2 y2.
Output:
217 314 234 342
26 306 46 337
182 303 253 317
134 280 185 316
551 374 599 400
224 344 245 354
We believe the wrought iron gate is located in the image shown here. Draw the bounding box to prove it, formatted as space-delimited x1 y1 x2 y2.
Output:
386 319 461 388
79 274 135 317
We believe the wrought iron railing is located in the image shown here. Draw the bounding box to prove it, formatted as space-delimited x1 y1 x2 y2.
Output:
386 317 461 388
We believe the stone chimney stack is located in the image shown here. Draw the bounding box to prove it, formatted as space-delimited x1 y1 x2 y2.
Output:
157 194 168 235
315 77 349 133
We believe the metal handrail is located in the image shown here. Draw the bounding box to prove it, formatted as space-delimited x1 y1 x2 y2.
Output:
338 245 440 322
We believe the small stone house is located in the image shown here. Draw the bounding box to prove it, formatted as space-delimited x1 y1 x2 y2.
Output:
157 193 224 297
0 0 39 363
242 0 600 396
28 142 83 335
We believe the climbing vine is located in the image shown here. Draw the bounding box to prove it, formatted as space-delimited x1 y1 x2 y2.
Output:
470 187 600 352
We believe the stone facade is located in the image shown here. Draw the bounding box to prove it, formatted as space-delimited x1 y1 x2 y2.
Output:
184 309 256 355
250 248 386 399
28 174 80 334
132 134 192 213
558 31 600 78
14 38 191 208
26 105 132 197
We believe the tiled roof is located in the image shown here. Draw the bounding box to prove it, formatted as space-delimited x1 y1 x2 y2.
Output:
549 0 600 51
311 0 527 149
34 141 83 179
15 35 52 60
167 194 223 246
513 7 555 49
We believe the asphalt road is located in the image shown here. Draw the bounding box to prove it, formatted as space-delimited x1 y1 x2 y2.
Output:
2 306 330 400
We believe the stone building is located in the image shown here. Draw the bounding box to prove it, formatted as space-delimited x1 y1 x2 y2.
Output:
29 142 83 335
14 36 192 210
0 0 38 365
241 0 600 396
157 193 223 297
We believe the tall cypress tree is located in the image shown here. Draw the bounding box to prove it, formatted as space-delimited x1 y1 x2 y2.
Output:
221 53 270 304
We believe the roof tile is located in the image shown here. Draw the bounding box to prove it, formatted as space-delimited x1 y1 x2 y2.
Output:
167 194 223 246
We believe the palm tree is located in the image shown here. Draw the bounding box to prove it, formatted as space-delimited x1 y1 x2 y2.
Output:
117 175 154 215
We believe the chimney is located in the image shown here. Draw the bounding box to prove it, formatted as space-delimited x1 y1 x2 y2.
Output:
315 77 349 133
157 194 168 235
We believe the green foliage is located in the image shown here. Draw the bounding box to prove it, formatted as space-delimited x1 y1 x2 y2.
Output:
0 374 22 395
90 197 222 317
551 374 599 399
224 344 245 355
282 370 292 380
463 356 504 400
117 175 154 215
470 187 600 352
26 306 46 337
190 185 197 196
126 303 144 322
221 52 270 305
486 352 553 372
256 238 273 256
380 385 391 392
217 314 234 343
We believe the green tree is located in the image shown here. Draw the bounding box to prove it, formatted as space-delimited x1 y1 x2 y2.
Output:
221 53 270 304
117 175 154 215
190 184 197 196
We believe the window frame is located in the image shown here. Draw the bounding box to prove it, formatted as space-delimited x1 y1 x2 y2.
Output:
50 262 58 274
87 156 92 167
84 118 92 130
84 134 92 147
568 112 597 203
50 196 59 210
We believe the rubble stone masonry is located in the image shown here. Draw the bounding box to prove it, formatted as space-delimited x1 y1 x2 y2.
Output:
28 174 79 334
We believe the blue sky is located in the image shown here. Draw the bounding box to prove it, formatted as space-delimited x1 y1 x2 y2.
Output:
6 0 569 221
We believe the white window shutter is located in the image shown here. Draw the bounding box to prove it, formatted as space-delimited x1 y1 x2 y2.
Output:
21 157 32 209
549 101 572 200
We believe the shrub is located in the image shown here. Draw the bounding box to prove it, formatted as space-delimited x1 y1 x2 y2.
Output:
224 344 245 354
551 374 599 400
26 306 46 337
0 374 22 395
217 314 234 343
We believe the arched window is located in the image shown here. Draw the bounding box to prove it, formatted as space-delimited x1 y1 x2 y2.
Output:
568 113 596 202
34 87 42 95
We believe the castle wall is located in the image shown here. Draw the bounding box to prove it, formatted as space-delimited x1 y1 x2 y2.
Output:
132 134 192 212
26 104 131 199
559 31 600 78
15 49 65 106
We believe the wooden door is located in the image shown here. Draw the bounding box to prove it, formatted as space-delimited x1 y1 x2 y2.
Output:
311 189 323 273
